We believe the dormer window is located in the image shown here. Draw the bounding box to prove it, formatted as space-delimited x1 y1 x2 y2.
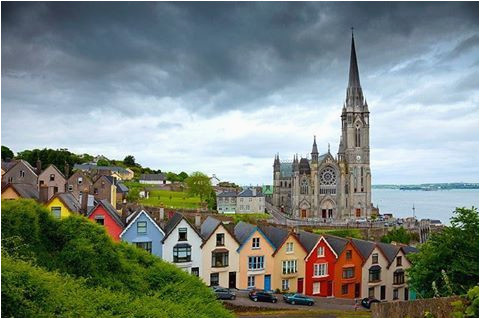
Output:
19 170 25 178
50 174 55 181
372 253 378 264
216 233 225 246
317 246 325 257
396 256 402 266
137 221 147 234
178 227 187 241
252 237 260 249
78 177 83 185
286 242 294 253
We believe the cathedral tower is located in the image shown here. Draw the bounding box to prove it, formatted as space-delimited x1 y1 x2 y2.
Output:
338 32 372 219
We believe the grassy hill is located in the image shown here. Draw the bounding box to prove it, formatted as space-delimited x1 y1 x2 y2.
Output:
1 199 231 318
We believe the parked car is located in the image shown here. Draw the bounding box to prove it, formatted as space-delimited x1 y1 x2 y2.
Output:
283 293 315 306
356 218 368 223
249 289 278 303
361 297 380 309
213 287 236 300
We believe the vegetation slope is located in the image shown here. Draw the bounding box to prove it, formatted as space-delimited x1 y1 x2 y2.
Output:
1 199 231 318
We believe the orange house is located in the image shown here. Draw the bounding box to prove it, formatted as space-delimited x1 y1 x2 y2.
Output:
333 240 364 299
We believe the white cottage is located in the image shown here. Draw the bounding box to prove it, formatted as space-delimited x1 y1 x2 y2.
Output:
162 212 203 277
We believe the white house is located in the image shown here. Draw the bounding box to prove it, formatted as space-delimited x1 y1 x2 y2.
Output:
162 212 203 278
139 173 170 185
210 174 221 187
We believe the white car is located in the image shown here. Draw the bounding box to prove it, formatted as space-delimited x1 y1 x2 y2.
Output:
356 218 368 223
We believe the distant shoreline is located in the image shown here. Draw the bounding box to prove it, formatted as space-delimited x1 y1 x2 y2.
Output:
373 183 478 191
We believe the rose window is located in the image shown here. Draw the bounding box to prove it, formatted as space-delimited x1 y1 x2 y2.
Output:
320 168 336 185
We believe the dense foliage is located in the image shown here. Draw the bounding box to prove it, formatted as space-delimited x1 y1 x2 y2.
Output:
1 199 231 318
381 226 416 244
407 207 479 298
1 145 14 160
451 286 479 318
185 171 214 203
16 148 91 176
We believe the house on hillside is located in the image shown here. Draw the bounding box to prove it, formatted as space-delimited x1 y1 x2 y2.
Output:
201 217 239 288
1 183 39 200
73 163 134 180
216 191 237 214
45 192 81 219
38 164 66 201
2 160 38 186
236 188 265 213
115 180 129 203
234 222 276 290
139 173 169 185
162 212 203 277
120 210 165 257
333 239 364 299
66 170 94 201
92 175 117 207
87 199 125 241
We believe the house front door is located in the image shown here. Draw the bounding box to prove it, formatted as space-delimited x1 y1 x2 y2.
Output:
264 275 271 291
327 281 333 297
229 272 236 289
297 278 304 293
301 209 307 218
355 283 360 298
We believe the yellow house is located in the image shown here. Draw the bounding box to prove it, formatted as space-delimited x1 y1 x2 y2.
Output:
234 222 276 290
1 183 39 200
45 192 81 219
256 225 308 293
200 217 239 288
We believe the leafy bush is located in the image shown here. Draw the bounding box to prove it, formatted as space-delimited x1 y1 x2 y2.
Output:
1 199 231 318
381 226 414 244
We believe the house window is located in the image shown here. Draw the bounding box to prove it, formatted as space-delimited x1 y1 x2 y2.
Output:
313 282 320 294
282 260 297 274
393 288 399 300
191 267 199 277
39 180 44 186
178 227 187 241
396 256 402 266
137 221 147 234
95 216 105 225
317 246 325 257
346 250 352 260
314 263 328 277
393 270 405 285
216 233 225 246
50 174 55 181
212 251 229 267
240 198 244 202
286 242 294 253
19 170 25 178
369 267 381 282
368 287 375 298
372 253 378 264
51 207 61 219
173 244 191 263
210 273 219 286
249 198 252 202
342 267 354 279
8 177 13 183
68 185 73 191
252 237 260 249
247 275 255 288
78 177 83 185
135 242 152 254
248 256 264 270
282 279 289 291
94 188 99 195
342 284 349 295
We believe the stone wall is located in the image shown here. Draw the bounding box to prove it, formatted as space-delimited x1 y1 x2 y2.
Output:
371 296 461 318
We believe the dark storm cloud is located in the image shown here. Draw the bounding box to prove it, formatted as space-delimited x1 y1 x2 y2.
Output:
1 1 478 184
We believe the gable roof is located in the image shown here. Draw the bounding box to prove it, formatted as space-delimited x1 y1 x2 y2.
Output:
162 212 202 242
324 235 349 256
39 164 66 180
89 199 124 227
350 238 376 260
234 221 276 252
376 242 401 265
8 160 38 176
1 159 19 173
119 209 164 238
47 192 81 213
1 183 39 199
94 174 114 185
258 224 290 249
238 188 263 197
200 216 239 247
297 230 321 253
139 173 166 181
73 163 130 174
217 190 237 197
279 162 292 178
305 235 340 260
116 181 129 193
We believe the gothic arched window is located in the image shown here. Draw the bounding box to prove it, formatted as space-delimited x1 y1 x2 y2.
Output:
355 125 361 147
300 179 309 195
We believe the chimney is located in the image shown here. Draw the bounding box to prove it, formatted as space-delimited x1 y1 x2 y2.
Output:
195 214 202 228
81 188 89 215
36 159 42 174
252 188 256 197
159 207 164 220
39 186 49 203
64 163 70 179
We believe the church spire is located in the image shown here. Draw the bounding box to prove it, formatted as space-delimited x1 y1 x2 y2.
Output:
311 135 319 163
348 28 361 89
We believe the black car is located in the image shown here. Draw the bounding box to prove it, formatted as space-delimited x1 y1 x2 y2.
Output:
248 289 278 303
212 287 236 300
361 297 380 309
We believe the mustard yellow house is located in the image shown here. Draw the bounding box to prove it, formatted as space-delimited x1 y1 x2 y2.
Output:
1 183 39 200
261 225 308 293
234 222 276 290
45 192 81 219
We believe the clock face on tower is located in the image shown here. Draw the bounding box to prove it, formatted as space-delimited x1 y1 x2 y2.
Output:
356 155 361 162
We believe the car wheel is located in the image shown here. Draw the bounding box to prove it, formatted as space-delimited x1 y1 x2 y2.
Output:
272 299 277 303
291 301 295 305
231 296 235 300
253 297 258 302
309 302 313 306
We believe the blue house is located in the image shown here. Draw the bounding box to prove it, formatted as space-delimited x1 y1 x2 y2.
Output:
120 210 165 258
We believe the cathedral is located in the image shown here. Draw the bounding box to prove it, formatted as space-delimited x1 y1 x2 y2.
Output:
272 34 373 221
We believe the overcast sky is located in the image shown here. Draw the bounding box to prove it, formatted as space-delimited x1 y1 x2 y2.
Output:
2 1 478 185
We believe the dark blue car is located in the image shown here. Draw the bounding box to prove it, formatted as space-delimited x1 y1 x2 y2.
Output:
283 293 315 306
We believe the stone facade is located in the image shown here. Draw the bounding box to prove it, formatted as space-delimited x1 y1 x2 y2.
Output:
273 35 373 221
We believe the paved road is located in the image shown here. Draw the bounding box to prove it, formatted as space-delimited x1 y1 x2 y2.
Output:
223 290 361 312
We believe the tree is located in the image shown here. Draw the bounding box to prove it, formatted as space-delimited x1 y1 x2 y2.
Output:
381 226 413 244
1 146 14 161
96 158 110 166
407 207 479 298
177 171 189 182
184 172 213 201
166 172 179 182
123 155 135 166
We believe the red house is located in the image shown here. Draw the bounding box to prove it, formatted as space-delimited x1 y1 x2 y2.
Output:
299 231 349 297
87 199 125 241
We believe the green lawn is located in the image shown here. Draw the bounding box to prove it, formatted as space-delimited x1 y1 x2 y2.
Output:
231 213 272 224
312 228 363 239
140 189 203 209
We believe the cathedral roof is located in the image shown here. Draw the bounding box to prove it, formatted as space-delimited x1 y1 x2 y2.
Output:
299 157 311 174
280 162 292 178
348 32 361 89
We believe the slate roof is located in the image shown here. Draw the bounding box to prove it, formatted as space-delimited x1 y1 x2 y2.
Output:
163 212 184 238
201 216 222 240
280 162 292 178
297 230 321 253
402 245 419 255
56 193 81 213
324 235 349 256
73 164 130 174
40 164 66 179
1 160 19 172
351 238 376 260
2 183 39 199
88 199 124 227
258 224 289 249
238 188 263 197
234 221 257 244
139 173 166 181
376 242 402 264
116 181 129 193
217 191 237 197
